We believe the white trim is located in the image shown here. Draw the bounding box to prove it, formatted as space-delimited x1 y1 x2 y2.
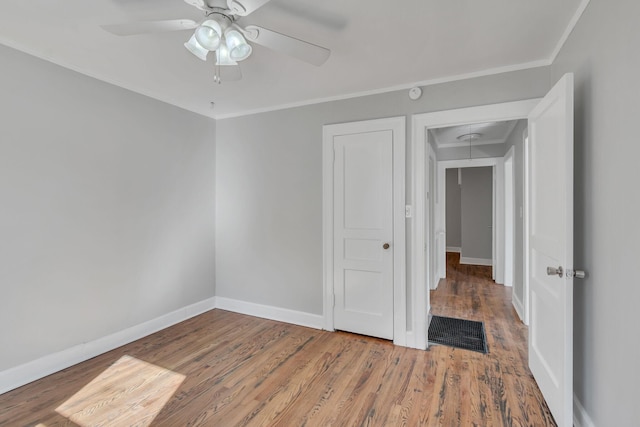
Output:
460 257 493 266
437 158 503 283
435 122 518 149
410 116 428 349
1 0 589 121
218 0 590 120
0 297 216 395
573 394 596 427
215 297 324 330
216 61 549 120
414 99 541 130
494 160 505 283
504 145 515 287
523 130 531 325
322 127 335 333
1 0 588 121
412 99 541 351
322 117 407 346
446 246 461 253
427 147 438 292
549 0 592 63
512 290 525 322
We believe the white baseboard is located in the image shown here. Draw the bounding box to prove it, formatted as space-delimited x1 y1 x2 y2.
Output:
0 297 216 395
512 292 525 323
459 257 492 266
215 297 324 330
574 393 596 427
446 246 461 253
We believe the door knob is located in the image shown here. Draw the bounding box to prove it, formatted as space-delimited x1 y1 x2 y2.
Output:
546 266 563 277
547 266 586 279
383 243 390 250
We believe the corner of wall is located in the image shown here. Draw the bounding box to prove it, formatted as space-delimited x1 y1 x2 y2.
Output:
574 393 596 427
0 297 216 395
214 297 323 330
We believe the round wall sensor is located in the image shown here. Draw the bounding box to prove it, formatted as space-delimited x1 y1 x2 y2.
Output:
409 87 422 100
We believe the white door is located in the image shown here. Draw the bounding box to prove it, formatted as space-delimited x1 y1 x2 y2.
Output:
528 73 574 427
333 130 394 339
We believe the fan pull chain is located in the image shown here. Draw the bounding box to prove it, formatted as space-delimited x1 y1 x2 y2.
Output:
214 64 222 84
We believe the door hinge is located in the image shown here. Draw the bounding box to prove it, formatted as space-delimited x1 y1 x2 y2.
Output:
332 294 336 308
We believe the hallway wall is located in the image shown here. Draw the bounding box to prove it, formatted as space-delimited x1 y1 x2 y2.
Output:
445 168 462 249
460 167 493 263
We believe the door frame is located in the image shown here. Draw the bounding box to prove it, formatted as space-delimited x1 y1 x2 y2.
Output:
438 159 501 275
504 145 515 288
322 116 407 346
427 148 438 291
411 99 540 349
521 129 530 325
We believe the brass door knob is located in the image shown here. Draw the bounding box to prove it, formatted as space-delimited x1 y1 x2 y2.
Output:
383 243 390 250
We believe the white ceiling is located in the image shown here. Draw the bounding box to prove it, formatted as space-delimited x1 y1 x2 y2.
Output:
0 0 587 119
430 120 521 148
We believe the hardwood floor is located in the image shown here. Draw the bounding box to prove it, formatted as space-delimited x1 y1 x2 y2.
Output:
0 253 554 426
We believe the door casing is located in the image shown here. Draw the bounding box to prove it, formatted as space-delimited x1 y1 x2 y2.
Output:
411 99 540 349
322 116 407 346
504 145 516 288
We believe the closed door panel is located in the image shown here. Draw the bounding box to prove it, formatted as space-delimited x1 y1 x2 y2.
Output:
333 130 394 339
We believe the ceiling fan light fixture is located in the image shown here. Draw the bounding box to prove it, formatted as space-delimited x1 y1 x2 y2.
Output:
216 43 237 66
225 28 252 61
184 34 209 61
456 132 483 141
195 19 222 51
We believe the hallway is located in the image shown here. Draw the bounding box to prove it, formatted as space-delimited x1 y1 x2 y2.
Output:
428 252 555 425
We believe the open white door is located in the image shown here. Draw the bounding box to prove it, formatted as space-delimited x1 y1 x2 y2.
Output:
528 73 574 427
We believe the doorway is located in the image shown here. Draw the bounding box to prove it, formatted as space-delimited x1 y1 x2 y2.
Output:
410 99 540 350
415 76 575 425
322 116 408 345
444 165 495 272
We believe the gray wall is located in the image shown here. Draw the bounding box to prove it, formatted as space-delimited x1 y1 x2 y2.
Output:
503 120 528 312
445 169 462 248
216 67 551 318
550 0 640 424
4 0 634 422
5 0 638 421
0 45 216 371
460 167 493 261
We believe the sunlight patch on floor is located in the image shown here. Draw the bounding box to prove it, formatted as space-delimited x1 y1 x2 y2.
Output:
55 355 185 427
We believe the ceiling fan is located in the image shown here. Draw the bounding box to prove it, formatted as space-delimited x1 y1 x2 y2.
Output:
102 0 331 83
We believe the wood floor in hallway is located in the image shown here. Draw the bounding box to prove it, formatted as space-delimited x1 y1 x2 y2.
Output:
0 253 554 426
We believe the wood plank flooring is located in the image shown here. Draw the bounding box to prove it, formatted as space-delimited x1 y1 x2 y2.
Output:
0 253 555 426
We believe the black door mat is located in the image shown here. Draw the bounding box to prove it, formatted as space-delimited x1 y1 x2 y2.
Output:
428 315 488 354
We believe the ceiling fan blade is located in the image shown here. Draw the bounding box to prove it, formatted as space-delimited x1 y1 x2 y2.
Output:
101 19 198 36
243 25 330 66
183 0 208 12
227 0 272 16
